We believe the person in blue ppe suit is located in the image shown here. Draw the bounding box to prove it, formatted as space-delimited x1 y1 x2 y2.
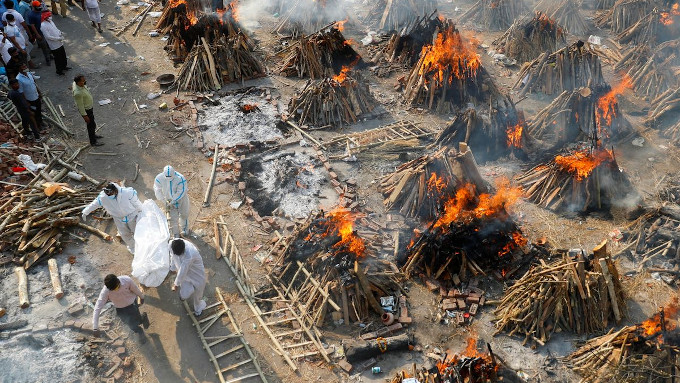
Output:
153 165 190 237
82 182 143 254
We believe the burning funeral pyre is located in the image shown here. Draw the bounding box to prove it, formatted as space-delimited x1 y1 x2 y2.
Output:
431 96 528 163
379 146 490 221
614 39 680 102
494 242 625 347
287 70 377 128
459 0 529 31
567 297 680 383
275 25 362 79
402 20 500 114
534 0 589 35
492 12 566 64
272 0 348 36
514 41 606 96
374 12 443 68
364 0 438 32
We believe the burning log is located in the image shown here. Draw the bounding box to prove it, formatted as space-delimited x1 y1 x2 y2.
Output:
272 0 348 35
595 0 652 33
535 0 589 35
287 71 376 128
376 11 444 68
379 146 490 221
401 176 527 285
275 26 362 79
514 41 606 96
431 96 528 163
516 144 638 213
403 19 499 113
364 0 438 31
460 0 529 31
494 246 625 346
614 40 680 101
567 298 680 383
492 12 566 63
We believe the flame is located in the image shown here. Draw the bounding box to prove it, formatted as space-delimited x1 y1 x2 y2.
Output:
168 0 197 27
427 172 448 195
241 104 258 113
660 3 680 25
436 334 498 376
595 75 632 137
638 297 680 341
334 18 348 32
229 0 239 22
305 208 366 257
434 179 522 229
332 57 360 85
506 122 523 148
554 148 613 181
418 23 481 83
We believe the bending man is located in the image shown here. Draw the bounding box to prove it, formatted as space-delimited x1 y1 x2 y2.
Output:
153 165 189 237
170 238 206 316
82 182 142 254
92 274 149 343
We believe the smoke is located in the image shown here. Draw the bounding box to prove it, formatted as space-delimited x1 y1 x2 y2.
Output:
235 0 351 31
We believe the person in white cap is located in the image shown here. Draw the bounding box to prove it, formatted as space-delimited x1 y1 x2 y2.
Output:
153 165 189 236
82 182 142 254
170 238 206 316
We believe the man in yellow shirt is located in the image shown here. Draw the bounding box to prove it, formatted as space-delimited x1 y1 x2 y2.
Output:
72 74 103 146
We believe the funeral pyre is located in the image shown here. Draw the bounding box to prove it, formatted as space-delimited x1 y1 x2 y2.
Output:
515 41 606 96
494 242 625 347
402 20 499 114
567 297 680 383
646 81 680 145
534 0 589 35
595 0 652 34
614 39 680 102
364 0 438 32
616 4 680 45
492 12 566 64
273 0 348 36
459 0 529 31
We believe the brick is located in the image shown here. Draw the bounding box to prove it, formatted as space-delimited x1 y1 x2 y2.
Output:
334 186 344 195
113 368 124 380
105 362 121 377
245 197 254 205
64 320 75 328
442 298 457 311
330 179 341 187
112 339 125 347
328 171 338 179
456 299 466 310
67 303 85 317
261 221 271 231
479 296 486 306
466 295 481 304
349 201 359 210
344 192 355 199
469 303 479 316
110 355 122 365
253 213 263 223
323 162 332 171
338 359 353 373
116 347 126 355
452 290 467 298
457 312 465 324
424 279 440 292
238 182 246 191
346 178 357 186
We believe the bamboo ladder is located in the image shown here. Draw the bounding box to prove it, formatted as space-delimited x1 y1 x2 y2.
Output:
325 120 437 158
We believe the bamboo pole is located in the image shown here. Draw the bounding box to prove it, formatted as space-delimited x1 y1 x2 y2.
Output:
15 267 29 309
48 258 64 299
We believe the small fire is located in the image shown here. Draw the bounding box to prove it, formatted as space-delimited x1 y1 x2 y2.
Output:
506 122 523 149
554 148 613 181
305 208 366 257
168 0 197 27
229 0 239 22
638 297 680 341
418 23 481 83
660 3 679 25
333 65 351 83
334 18 348 32
436 335 498 377
241 104 258 113
427 172 448 196
595 74 632 136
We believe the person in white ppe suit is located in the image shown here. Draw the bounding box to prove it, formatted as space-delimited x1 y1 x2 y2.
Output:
170 238 207 316
82 183 143 254
154 165 189 237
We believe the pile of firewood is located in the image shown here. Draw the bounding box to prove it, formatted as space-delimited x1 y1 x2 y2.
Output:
288 71 376 128
515 145 637 212
379 146 489 221
492 12 566 63
275 26 361 79
535 0 589 35
460 0 529 31
616 9 663 45
374 11 443 68
432 97 527 162
615 40 680 101
646 86 680 128
174 34 265 92
514 42 605 96
567 302 679 383
364 0 438 31
595 0 652 33
494 243 625 347
0 144 109 270
596 0 617 9
272 0 347 35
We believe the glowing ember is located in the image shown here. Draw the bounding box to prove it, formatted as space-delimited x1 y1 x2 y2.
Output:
554 148 613 181
418 23 481 83
660 3 680 25
334 18 348 32
595 75 632 137
305 208 366 257
506 122 523 148
638 297 679 341
241 104 258 113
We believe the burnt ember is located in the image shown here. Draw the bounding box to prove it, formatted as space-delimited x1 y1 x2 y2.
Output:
240 104 260 114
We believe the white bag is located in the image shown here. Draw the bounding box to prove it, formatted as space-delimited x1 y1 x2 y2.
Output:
131 200 170 287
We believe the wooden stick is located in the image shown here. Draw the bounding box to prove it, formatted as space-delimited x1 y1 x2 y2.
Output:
599 258 621 324
15 266 29 309
132 2 155 36
285 120 327 150
48 258 64 299
203 146 219 207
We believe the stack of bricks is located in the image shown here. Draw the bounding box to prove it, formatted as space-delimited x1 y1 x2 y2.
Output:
0 123 30 188
424 276 486 325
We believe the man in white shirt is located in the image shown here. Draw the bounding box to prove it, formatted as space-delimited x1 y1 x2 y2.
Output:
3 12 35 68
2 0 35 53
92 274 149 342
40 11 68 75
0 32 12 63
170 238 207 316
84 0 101 33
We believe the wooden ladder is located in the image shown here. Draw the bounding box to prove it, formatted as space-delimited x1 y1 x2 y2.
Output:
325 120 437 156
183 287 268 383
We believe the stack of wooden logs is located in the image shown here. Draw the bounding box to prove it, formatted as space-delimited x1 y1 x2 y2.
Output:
596 0 617 9
272 0 347 35
494 242 625 347
567 303 679 383
287 71 376 128
275 26 361 79
374 11 443 68
379 146 489 221
431 95 526 162
492 12 566 63
515 145 637 212
535 0 589 35
646 86 680 130
0 145 109 270
364 0 438 31
174 34 265 92
615 40 680 101
514 42 605 96
616 9 662 45
460 0 529 31
595 0 651 33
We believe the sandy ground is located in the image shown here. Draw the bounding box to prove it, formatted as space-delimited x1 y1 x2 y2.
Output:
1 0 679 382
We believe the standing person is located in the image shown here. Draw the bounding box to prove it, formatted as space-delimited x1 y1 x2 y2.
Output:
16 62 43 128
2 0 36 50
16 0 30 19
27 1 51 66
92 274 149 343
82 182 143 254
84 0 101 33
72 74 103 146
1 33 13 64
4 46 23 78
49 0 65 17
4 13 36 68
8 78 40 141
154 165 190 237
170 238 206 316
40 10 67 74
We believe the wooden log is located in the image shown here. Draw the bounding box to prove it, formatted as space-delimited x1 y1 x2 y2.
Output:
48 258 64 299
15 267 29 309
345 333 411 363
354 261 385 315
598 258 621 324
203 145 219 207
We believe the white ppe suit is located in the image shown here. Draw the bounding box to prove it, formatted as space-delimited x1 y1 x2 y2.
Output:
82 184 143 252
170 239 206 315
154 166 189 236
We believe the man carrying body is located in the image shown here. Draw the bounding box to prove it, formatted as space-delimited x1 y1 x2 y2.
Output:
82 182 142 254
153 165 190 237
92 274 149 342
170 238 206 316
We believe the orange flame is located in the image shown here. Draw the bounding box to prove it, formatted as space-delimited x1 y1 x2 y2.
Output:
595 75 632 136
418 23 481 83
168 0 198 27
660 3 679 25
506 122 523 148
305 208 366 257
332 57 360 84
427 172 447 195
334 18 348 32
554 148 613 181
639 297 680 341
229 0 239 22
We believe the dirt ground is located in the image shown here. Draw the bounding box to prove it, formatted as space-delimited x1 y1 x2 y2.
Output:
1 0 679 382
